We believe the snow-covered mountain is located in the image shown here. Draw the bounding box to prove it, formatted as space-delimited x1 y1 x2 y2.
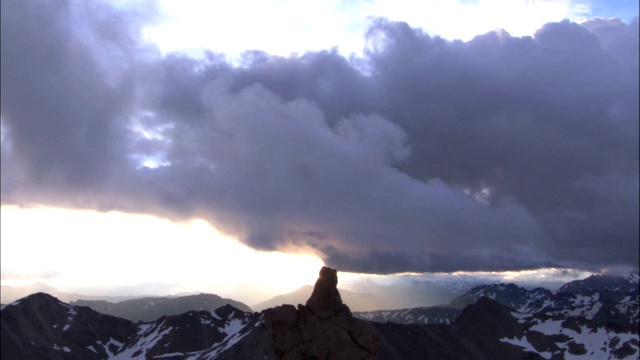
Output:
353 274 639 329
1 293 271 360
447 276 639 328
109 304 268 359
373 296 639 359
450 283 554 312
502 305 638 358
2 272 638 359
353 283 553 325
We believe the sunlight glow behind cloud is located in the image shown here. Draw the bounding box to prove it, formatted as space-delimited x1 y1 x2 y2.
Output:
144 0 598 58
1 0 637 302
0 206 323 302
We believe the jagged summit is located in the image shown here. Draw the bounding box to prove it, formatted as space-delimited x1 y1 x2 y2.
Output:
557 273 640 294
268 266 379 359
450 283 553 312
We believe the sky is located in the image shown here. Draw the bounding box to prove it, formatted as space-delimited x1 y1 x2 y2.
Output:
1 0 638 305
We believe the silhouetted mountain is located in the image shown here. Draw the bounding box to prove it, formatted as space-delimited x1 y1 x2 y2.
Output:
1 293 273 360
557 273 639 294
1 293 136 360
71 293 252 322
1 283 58 304
0 284 154 305
370 296 578 359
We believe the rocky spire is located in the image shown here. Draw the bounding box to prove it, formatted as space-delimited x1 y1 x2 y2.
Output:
305 266 343 319
268 266 379 359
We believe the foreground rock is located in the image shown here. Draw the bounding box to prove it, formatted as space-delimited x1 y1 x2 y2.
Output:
268 266 379 359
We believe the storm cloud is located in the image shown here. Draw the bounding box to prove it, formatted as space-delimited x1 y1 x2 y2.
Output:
1 0 638 274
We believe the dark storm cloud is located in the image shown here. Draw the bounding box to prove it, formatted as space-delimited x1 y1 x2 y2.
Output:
1 0 638 274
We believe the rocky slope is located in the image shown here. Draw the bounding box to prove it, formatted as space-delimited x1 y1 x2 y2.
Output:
374 297 541 360
1 293 272 360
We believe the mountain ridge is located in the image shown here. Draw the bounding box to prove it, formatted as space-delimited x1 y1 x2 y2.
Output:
352 273 640 327
2 271 638 359
70 293 252 322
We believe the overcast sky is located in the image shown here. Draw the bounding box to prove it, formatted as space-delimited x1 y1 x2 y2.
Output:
1 0 638 301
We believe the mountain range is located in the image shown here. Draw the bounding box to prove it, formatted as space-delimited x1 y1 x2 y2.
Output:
1 271 638 359
353 273 639 327
0 283 153 305
70 294 252 323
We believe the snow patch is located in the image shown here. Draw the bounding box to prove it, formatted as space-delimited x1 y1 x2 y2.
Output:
501 336 552 358
584 302 602 320
4 299 22 309
210 311 221 320
511 311 533 324
110 321 173 359
52 344 71 352
223 319 245 336
152 352 185 358
530 319 564 335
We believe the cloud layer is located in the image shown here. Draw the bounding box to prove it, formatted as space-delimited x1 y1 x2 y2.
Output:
2 0 638 274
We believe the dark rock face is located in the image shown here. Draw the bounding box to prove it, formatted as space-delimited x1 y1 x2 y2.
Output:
0 293 136 360
268 266 379 359
374 297 544 360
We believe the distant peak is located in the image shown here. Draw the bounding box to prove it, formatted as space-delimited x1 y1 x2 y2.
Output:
24 292 61 303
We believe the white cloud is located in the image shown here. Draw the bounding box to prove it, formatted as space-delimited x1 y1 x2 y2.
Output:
144 0 595 58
